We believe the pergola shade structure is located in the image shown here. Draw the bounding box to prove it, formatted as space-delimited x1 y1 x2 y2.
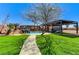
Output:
42 20 78 34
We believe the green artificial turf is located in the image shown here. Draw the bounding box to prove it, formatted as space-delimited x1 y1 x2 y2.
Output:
36 33 79 55
0 35 28 55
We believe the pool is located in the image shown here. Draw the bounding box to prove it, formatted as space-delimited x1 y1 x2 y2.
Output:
27 31 42 35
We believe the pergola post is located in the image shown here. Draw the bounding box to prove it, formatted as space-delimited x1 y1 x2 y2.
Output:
60 21 63 33
76 22 78 34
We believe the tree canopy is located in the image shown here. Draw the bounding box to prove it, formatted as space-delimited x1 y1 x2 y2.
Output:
23 3 61 25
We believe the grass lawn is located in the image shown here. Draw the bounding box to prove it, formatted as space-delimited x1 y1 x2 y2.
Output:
0 35 28 55
36 33 79 55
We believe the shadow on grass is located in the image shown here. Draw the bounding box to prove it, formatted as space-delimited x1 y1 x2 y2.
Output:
54 32 79 38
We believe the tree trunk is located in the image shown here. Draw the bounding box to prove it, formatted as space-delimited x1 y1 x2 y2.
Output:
41 25 46 35
34 23 35 31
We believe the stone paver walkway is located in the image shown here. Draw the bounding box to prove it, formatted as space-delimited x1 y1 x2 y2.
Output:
19 35 41 55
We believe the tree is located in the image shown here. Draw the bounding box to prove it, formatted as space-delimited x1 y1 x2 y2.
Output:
0 14 10 34
26 11 39 29
23 3 61 34
36 4 61 33
8 23 19 30
8 23 15 30
7 23 19 34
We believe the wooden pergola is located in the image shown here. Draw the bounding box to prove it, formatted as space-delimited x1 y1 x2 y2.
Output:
42 20 78 34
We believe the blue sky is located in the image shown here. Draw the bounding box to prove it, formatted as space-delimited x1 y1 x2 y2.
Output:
0 3 79 25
